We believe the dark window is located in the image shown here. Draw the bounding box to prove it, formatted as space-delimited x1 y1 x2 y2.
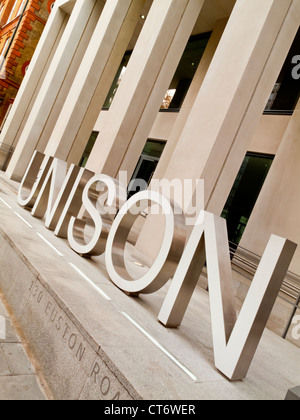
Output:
161 33 211 111
265 27 300 115
103 52 131 110
103 33 211 112
128 140 166 198
79 131 98 167
221 152 274 249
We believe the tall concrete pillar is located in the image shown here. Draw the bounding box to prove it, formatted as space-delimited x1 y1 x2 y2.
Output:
44 0 147 165
162 0 300 215
86 0 206 178
153 18 228 180
6 0 103 181
240 99 300 276
135 0 300 262
0 0 69 150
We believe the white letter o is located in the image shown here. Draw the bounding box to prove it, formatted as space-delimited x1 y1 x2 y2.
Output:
105 191 186 295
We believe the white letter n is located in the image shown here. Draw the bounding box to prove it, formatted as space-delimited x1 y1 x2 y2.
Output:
158 212 297 381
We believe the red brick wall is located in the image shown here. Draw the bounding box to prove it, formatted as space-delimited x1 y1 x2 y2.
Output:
0 0 52 129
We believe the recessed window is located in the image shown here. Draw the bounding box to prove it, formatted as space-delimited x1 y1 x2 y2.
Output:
16 0 26 17
221 152 274 249
103 52 131 109
160 33 211 111
79 131 98 167
0 37 11 69
7 0 18 22
128 140 166 198
265 27 300 115
103 33 211 112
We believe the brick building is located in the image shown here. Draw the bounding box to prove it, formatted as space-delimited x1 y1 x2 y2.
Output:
0 0 54 130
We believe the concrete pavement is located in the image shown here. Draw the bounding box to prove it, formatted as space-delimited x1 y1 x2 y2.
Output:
0 297 47 400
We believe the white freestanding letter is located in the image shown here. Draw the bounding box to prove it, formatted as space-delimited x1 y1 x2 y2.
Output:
159 211 297 380
68 174 126 257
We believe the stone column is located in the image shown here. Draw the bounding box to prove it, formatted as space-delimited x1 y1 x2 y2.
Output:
86 0 206 179
6 0 102 181
135 0 300 263
0 0 69 150
43 0 146 165
153 18 228 180
240 99 300 276
206 0 300 217
163 0 300 216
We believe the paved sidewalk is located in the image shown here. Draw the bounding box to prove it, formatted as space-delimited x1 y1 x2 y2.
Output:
0 297 47 400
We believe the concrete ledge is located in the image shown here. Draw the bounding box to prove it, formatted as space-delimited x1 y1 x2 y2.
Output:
0 179 300 400
0 225 137 400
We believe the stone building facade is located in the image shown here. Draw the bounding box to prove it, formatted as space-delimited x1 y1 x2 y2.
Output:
0 0 299 346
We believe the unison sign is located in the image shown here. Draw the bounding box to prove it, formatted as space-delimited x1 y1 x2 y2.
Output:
18 151 297 381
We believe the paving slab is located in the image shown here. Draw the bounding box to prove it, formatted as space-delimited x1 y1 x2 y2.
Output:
0 173 299 400
0 375 46 401
1 343 36 375
0 298 47 400
0 347 10 376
